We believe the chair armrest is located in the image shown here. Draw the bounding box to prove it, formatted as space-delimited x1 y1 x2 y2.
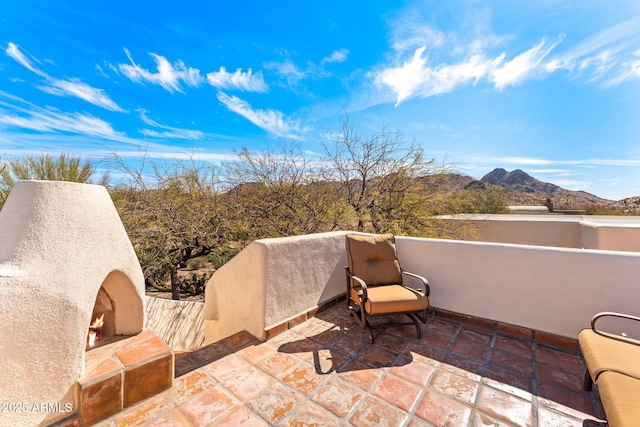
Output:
401 270 430 297
591 311 640 330
345 268 369 301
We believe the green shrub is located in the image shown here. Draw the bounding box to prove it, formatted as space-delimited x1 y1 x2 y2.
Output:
178 273 210 296
207 246 241 269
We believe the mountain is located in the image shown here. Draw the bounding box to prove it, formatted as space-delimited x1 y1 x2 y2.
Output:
481 168 563 195
434 168 629 210
477 168 613 207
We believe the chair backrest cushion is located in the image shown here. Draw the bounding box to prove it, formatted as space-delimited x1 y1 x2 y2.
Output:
346 234 402 286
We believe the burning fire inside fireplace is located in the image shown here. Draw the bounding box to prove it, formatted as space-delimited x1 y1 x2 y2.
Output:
87 314 105 350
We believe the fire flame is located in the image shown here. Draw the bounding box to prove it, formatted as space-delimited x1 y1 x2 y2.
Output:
87 314 105 350
90 313 105 329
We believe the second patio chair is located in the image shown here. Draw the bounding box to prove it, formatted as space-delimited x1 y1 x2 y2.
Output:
345 233 430 343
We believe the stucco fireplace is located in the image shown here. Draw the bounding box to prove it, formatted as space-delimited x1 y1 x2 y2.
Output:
0 180 172 426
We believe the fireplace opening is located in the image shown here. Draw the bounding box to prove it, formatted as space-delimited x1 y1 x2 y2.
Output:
85 271 144 351
87 287 117 350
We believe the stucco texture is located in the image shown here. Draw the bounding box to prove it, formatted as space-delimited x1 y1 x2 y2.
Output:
0 180 145 426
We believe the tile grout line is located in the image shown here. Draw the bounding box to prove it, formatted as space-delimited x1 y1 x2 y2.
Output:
531 340 540 427
468 330 498 426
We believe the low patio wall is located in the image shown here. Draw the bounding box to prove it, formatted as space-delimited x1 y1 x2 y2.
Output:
450 214 640 252
395 237 640 339
202 231 350 344
579 218 640 252
202 231 640 344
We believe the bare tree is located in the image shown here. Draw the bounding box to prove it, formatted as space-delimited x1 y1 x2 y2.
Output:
320 117 439 234
108 151 227 300
224 141 345 238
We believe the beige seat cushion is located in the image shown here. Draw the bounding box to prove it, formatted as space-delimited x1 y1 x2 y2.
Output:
352 284 429 315
597 371 640 427
578 328 640 382
346 234 402 286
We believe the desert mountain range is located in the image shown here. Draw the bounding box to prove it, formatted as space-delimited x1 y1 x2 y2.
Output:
450 168 640 211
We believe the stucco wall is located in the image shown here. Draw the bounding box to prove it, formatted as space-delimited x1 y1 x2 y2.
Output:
0 180 145 426
449 214 640 252
202 231 349 344
395 237 640 338
203 230 640 346
579 219 640 252
465 215 582 248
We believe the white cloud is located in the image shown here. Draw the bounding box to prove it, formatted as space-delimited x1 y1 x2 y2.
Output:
375 15 640 106
549 18 640 68
529 168 574 175
632 59 640 76
490 38 560 90
6 42 46 77
388 13 446 54
460 154 640 168
375 46 504 105
118 49 204 93
264 59 306 86
138 111 204 140
216 92 307 139
40 78 125 112
543 18 640 85
322 49 350 64
206 67 268 92
5 43 124 112
553 179 592 191
0 106 123 140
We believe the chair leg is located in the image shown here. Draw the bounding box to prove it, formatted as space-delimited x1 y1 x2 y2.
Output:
583 371 593 391
407 313 422 339
366 324 375 344
348 306 376 343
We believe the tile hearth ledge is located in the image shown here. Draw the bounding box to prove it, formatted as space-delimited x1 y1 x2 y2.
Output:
66 329 174 426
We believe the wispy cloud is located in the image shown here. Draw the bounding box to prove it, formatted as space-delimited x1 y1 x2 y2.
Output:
206 67 268 92
546 18 640 70
322 49 350 64
138 110 204 140
544 17 640 86
6 42 46 77
387 11 447 54
216 92 308 139
375 15 640 105
461 154 640 168
5 42 124 112
490 38 561 91
40 78 124 112
264 59 306 87
118 48 204 93
0 92 216 155
0 96 124 140
375 46 504 105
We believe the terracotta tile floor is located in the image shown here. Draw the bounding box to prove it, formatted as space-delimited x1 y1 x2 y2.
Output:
95 306 607 427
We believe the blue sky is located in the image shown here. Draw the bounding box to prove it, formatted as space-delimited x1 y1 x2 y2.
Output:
1 1 640 200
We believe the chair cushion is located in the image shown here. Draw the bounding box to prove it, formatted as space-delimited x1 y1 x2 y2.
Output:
578 328 640 382
352 284 429 315
346 234 402 286
597 371 640 427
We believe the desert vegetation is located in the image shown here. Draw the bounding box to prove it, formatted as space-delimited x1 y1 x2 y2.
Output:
0 119 509 299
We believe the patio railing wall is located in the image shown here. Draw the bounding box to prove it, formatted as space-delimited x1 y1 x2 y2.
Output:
202 229 640 344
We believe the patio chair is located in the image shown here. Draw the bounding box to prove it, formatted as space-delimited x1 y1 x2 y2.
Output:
578 311 640 390
345 233 430 343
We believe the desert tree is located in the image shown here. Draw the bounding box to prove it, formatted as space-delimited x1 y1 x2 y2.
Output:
107 151 227 300
224 141 346 238
0 153 100 210
452 185 510 214
320 117 448 235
